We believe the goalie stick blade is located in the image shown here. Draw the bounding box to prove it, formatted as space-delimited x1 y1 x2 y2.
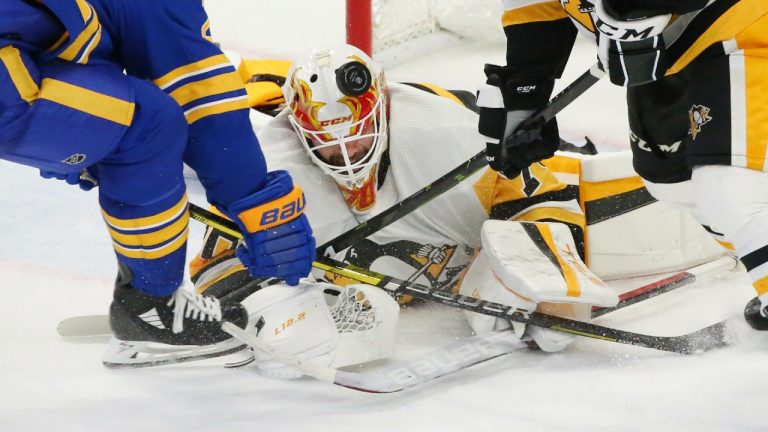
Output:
57 314 111 337
332 331 529 393
223 321 528 393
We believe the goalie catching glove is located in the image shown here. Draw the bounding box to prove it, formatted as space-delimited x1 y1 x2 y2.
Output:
477 64 560 179
231 281 399 379
219 170 316 286
460 220 618 352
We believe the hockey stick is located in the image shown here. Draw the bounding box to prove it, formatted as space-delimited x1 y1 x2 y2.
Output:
222 321 529 393
193 203 731 354
56 258 705 338
310 256 730 355
54 264 701 338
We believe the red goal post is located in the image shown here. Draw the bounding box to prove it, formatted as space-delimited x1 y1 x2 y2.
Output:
347 0 373 55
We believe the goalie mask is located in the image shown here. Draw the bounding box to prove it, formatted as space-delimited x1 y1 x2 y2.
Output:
283 45 388 214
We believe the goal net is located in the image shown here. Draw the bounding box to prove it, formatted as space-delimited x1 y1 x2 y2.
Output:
347 0 505 65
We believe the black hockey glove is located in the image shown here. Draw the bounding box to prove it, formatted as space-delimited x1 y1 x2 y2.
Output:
477 64 558 179
592 0 672 87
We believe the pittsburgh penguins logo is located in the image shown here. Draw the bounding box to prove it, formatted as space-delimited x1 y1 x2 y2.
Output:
688 105 712 140
61 153 87 165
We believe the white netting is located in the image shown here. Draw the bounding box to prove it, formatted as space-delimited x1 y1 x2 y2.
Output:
370 0 505 53
329 286 377 333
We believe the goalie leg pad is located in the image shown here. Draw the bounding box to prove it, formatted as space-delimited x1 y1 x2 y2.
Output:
460 220 616 352
480 220 618 307
459 249 588 352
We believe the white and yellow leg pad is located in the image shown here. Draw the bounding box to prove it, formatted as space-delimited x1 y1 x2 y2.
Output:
461 220 619 352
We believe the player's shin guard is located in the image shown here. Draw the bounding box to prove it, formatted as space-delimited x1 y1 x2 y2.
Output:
692 165 768 329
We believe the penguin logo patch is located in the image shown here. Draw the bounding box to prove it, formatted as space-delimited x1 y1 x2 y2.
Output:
688 105 712 140
62 153 87 165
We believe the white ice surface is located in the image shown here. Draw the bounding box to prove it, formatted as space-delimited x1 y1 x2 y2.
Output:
1 3 766 432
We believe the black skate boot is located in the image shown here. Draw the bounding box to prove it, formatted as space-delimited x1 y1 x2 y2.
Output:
744 297 768 331
103 264 250 368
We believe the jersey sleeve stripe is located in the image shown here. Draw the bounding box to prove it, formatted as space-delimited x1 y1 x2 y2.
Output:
57 3 100 63
153 54 233 90
76 23 102 64
168 71 246 106
0 46 40 103
183 95 250 124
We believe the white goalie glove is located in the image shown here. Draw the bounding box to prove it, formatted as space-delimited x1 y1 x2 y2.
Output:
239 280 399 379
460 220 619 352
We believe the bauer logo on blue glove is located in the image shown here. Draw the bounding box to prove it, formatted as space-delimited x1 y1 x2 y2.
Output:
220 170 316 286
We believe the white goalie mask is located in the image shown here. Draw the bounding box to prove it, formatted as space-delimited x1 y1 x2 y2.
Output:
283 45 388 214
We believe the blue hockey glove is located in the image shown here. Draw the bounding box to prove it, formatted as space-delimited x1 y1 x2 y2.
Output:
40 168 99 191
477 64 559 179
221 170 315 286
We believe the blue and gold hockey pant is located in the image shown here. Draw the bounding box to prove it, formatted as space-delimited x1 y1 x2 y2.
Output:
0 54 190 296
0 0 272 296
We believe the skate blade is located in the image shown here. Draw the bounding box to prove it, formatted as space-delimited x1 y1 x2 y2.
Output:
102 337 246 369
224 350 256 368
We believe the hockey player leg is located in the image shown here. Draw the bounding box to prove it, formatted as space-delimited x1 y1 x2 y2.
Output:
99 79 248 367
239 282 399 379
460 220 618 352
692 165 768 330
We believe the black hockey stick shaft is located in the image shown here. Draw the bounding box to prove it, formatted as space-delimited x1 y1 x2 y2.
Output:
316 63 605 256
188 204 728 355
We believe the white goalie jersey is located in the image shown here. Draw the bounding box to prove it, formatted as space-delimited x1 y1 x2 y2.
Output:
248 82 585 294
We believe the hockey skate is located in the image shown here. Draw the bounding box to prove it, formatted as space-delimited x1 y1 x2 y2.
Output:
102 264 250 368
744 297 768 331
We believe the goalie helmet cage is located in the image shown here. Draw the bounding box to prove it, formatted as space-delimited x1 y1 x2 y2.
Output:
346 0 504 66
